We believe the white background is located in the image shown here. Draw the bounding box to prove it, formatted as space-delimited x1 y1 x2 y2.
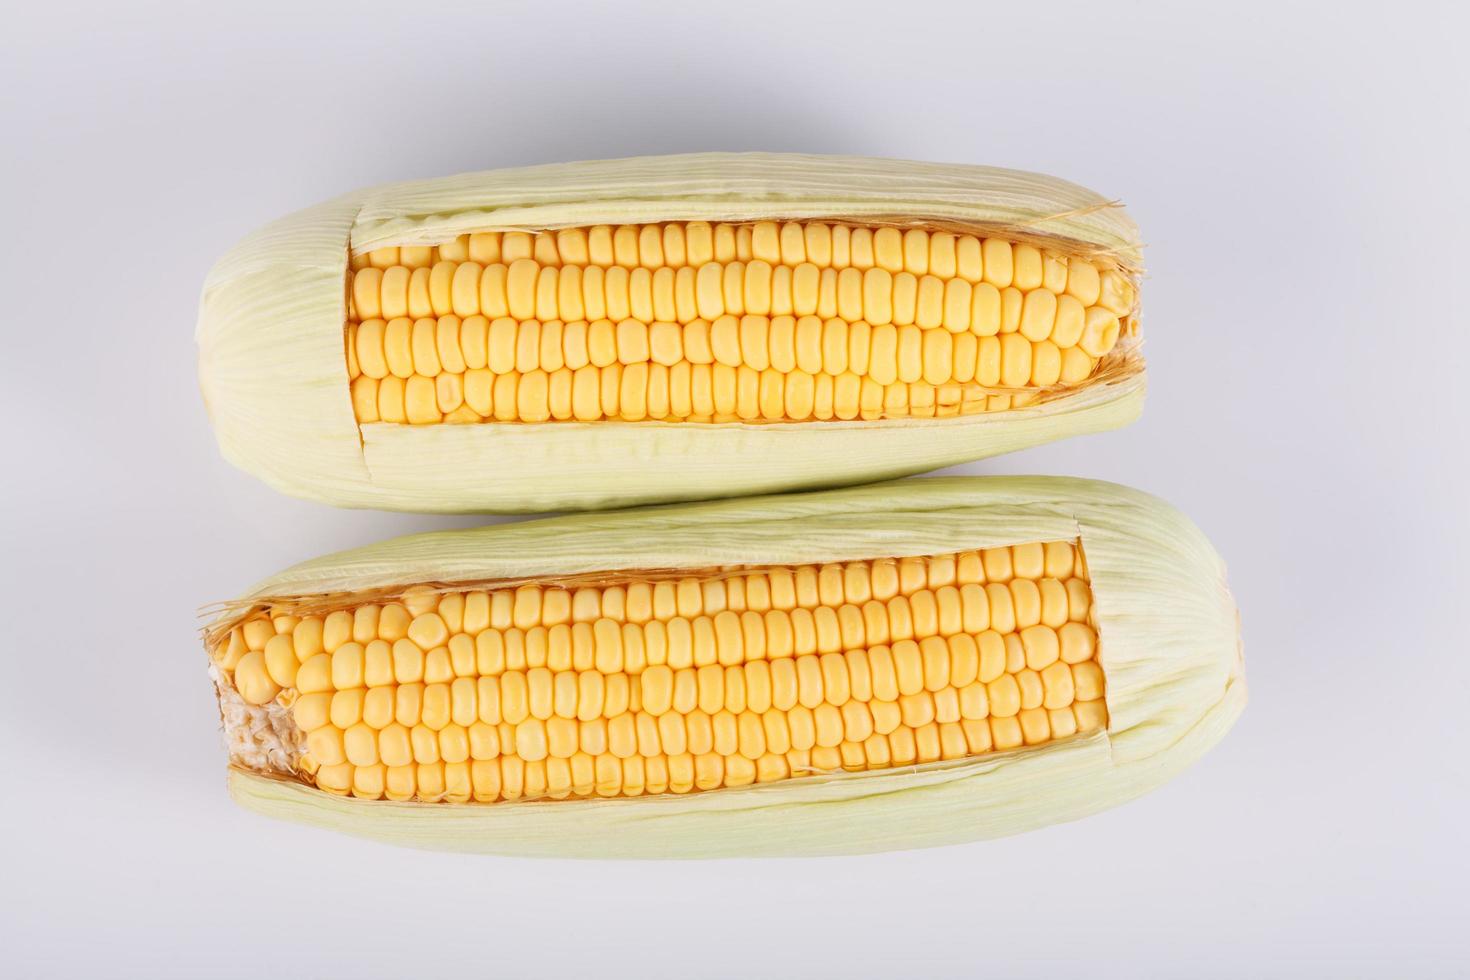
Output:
3 2 1467 976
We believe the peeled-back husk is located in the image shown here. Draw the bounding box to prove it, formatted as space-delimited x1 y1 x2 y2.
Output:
197 154 1146 513
214 476 1243 858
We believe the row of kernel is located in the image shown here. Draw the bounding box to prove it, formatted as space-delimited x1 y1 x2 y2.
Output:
461 547 1088 626
312 751 762 800
288 646 1104 741
347 316 1114 385
298 684 1105 774
347 340 1091 423
342 329 1096 397
220 545 1086 657
313 697 1107 802
351 368 1051 425
277 605 1093 696
250 601 1097 704
446 575 1091 636
219 545 1086 660
350 260 1132 333
311 752 799 801
219 546 1091 673
349 223 1112 298
437 578 1092 661
295 658 1104 769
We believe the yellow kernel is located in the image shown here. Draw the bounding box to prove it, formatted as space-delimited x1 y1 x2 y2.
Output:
1016 669 1045 711
1041 660 1076 709
232 650 280 705
1080 308 1121 357
1072 660 1106 701
1019 707 1051 745
981 239 1013 287
1059 622 1098 664
1066 259 1101 306
1074 699 1108 732
990 715 1023 750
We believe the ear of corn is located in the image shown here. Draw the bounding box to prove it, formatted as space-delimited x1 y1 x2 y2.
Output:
198 154 1145 513
207 476 1243 858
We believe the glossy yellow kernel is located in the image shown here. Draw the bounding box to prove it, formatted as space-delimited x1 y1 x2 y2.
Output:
1080 308 1121 357
232 650 280 705
1059 621 1098 664
1074 698 1108 732
262 633 298 688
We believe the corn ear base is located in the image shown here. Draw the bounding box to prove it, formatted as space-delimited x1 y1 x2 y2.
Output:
217 476 1243 857
198 154 1145 513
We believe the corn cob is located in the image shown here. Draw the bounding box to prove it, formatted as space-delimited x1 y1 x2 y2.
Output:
208 477 1243 857
199 154 1145 512
346 222 1130 425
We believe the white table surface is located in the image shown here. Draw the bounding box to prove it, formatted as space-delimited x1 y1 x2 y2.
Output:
3 1 1466 976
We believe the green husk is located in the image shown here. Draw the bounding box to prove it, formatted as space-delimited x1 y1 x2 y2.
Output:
213 476 1243 858
198 153 1145 513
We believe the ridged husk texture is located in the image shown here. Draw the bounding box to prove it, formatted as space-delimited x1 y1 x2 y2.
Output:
197 154 1145 512
215 477 1243 858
